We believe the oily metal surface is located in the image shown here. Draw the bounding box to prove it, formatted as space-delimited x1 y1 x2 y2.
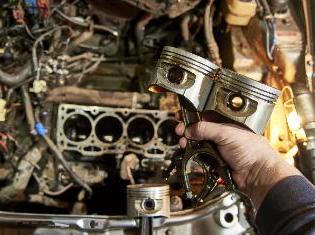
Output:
57 104 178 158
149 46 280 134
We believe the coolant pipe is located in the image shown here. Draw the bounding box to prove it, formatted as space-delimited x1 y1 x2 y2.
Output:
0 63 32 87
293 85 315 183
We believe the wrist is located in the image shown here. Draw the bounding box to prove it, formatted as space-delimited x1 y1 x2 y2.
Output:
245 157 301 209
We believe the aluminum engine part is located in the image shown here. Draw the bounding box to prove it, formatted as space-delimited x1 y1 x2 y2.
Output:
220 26 264 81
293 85 315 183
221 5 303 84
274 7 303 83
127 184 170 218
64 162 108 185
149 46 280 135
56 104 178 158
46 87 151 108
242 6 303 84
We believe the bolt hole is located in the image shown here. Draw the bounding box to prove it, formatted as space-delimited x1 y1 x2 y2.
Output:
90 220 98 228
224 213 234 223
167 66 185 84
143 199 155 211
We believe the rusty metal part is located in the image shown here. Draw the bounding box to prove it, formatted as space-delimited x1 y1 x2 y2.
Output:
0 169 10 181
0 62 32 87
167 0 201 18
55 9 118 36
67 162 108 185
91 0 141 19
120 0 166 15
243 14 303 85
159 93 180 112
0 147 42 204
29 194 70 209
220 26 264 81
46 87 151 108
56 103 179 158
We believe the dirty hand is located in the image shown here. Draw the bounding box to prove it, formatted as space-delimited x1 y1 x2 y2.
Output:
175 119 301 208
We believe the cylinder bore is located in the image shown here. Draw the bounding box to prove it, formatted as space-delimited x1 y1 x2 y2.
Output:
95 116 123 143
127 117 154 145
157 119 179 146
63 114 92 142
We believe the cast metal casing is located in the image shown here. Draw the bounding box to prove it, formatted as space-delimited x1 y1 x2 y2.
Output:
149 46 280 134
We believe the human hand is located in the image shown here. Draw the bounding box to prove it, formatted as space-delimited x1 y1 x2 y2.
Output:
175 113 301 208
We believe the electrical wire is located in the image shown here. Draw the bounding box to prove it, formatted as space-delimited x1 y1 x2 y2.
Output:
51 0 67 14
32 26 73 72
21 86 92 196
55 9 118 36
33 173 74 196
23 23 36 40
42 135 93 197
259 0 276 61
204 0 222 66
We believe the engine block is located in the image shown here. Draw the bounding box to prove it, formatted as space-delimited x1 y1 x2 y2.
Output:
56 104 179 158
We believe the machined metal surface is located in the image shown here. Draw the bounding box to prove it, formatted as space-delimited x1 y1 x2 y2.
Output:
293 86 315 183
46 87 151 108
127 184 170 218
56 104 178 158
149 46 280 134
0 192 251 234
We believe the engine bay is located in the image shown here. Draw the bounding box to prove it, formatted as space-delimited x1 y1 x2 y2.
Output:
0 0 312 234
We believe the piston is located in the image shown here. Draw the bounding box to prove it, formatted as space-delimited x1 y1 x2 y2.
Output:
127 184 170 218
149 46 280 134
127 184 170 235
148 47 279 226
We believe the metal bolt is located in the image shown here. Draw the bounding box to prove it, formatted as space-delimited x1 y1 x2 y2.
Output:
230 96 244 109
228 94 245 111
